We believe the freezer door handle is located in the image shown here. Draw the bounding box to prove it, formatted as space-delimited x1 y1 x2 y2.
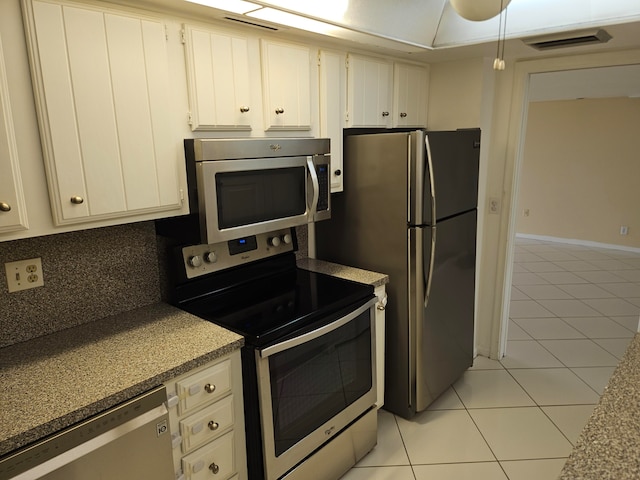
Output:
424 227 436 308
424 134 437 225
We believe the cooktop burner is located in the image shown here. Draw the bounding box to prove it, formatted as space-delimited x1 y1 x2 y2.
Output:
179 267 373 347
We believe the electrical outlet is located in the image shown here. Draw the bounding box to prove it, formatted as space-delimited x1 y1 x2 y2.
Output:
620 225 629 236
489 197 500 214
4 257 44 293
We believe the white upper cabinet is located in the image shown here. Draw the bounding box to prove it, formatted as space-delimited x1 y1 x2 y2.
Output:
260 39 312 131
318 50 346 192
394 62 429 127
23 0 182 225
184 25 253 131
346 54 393 128
0 35 28 234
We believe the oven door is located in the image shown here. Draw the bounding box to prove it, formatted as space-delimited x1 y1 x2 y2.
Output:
255 297 377 480
196 155 329 244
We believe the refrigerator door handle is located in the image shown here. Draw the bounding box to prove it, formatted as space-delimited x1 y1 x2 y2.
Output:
424 134 437 225
424 227 436 308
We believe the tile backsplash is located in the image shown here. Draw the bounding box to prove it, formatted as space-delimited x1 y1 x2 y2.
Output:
0 222 161 348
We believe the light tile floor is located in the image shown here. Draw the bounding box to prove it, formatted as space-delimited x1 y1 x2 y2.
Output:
342 237 640 480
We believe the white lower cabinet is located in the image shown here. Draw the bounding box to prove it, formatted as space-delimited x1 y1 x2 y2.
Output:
168 350 247 480
374 284 387 408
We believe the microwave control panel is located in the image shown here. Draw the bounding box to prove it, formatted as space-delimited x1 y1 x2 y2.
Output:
182 228 295 279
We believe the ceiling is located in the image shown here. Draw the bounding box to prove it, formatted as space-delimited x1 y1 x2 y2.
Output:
120 0 640 99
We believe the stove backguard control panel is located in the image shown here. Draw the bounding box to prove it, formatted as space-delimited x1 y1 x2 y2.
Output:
181 228 295 279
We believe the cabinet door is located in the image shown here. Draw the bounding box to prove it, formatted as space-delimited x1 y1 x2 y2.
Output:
0 35 28 234
24 0 181 225
319 50 346 192
184 26 252 131
394 63 429 127
260 40 311 131
347 54 393 128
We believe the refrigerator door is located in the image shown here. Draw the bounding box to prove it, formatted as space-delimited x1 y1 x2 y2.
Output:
415 209 476 412
424 129 480 222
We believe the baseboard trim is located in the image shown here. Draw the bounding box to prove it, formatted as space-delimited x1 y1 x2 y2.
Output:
515 233 640 254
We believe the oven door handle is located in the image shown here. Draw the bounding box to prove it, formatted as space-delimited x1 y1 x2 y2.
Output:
260 296 377 358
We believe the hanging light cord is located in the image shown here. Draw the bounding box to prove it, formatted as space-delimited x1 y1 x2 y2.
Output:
494 0 507 70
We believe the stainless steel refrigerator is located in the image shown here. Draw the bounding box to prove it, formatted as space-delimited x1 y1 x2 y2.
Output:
316 129 480 419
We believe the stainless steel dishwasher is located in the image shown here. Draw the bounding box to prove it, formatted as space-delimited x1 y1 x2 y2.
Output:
0 385 174 480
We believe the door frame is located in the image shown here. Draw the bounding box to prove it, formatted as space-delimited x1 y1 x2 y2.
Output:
490 49 640 359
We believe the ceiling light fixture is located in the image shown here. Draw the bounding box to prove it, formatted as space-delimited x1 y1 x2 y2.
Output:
450 0 511 21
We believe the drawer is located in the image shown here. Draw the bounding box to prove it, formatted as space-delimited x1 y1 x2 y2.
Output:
177 358 232 415
182 431 235 480
180 394 234 453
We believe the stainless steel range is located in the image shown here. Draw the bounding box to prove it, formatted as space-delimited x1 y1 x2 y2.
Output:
157 138 378 480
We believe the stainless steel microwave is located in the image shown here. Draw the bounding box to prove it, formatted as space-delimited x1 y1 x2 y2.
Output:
183 137 331 245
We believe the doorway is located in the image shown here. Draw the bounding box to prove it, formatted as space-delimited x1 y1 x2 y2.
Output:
495 58 640 358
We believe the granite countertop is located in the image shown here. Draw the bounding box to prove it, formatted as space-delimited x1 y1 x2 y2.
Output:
560 333 640 479
0 302 243 457
297 258 389 288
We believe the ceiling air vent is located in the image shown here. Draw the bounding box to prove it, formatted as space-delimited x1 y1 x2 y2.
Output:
224 16 279 31
523 28 612 51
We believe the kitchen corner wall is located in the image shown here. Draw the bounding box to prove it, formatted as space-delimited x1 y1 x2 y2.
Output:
0 222 161 348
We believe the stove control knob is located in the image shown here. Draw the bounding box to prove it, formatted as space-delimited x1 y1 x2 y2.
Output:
203 251 217 263
188 255 202 268
282 233 292 245
269 236 281 247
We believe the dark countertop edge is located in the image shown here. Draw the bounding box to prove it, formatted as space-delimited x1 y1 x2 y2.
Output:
0 303 243 457
297 258 389 288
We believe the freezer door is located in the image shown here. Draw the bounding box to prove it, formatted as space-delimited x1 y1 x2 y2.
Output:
425 129 480 221
415 210 476 412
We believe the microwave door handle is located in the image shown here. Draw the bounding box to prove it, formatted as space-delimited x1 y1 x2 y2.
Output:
260 297 377 358
306 157 320 221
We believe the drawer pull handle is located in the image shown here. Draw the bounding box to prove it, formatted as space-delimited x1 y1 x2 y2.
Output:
204 383 216 394
209 462 220 474
208 420 219 431
70 196 84 204
239 106 250 113
381 111 389 117
400 112 408 118
275 107 284 114
0 202 11 212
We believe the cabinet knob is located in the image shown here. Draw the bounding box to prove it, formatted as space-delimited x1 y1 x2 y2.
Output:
208 420 220 431
0 202 11 212
70 196 84 205
209 463 220 474
239 106 250 113
275 107 285 114
400 112 408 118
204 383 216 394
334 169 342 176
381 111 389 117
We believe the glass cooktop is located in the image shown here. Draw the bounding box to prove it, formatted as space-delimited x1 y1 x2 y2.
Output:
180 268 374 348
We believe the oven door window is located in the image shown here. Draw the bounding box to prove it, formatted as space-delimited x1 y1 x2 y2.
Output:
215 167 306 229
267 309 372 457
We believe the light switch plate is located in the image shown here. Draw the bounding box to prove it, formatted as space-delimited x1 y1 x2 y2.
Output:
4 257 44 293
